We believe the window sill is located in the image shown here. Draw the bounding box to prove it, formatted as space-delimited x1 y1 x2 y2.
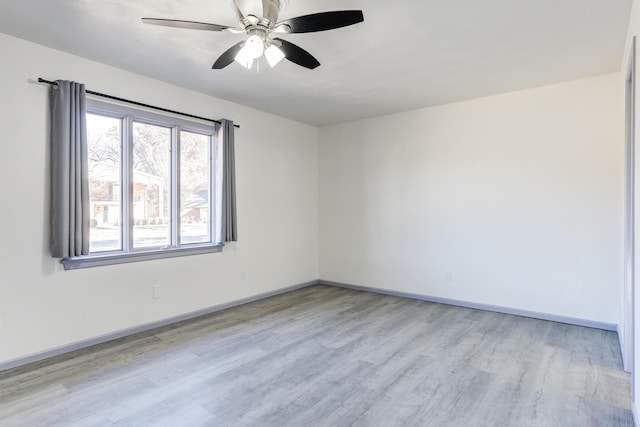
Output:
61 244 224 270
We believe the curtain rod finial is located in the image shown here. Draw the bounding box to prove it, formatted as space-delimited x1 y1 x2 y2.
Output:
38 77 57 86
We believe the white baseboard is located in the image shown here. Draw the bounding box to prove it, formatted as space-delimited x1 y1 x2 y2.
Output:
320 280 618 332
0 280 317 372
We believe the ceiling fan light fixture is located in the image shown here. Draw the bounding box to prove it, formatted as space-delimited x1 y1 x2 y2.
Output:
265 45 285 67
244 34 264 59
234 46 254 69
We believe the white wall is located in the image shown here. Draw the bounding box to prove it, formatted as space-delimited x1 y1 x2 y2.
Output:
319 73 624 325
0 33 319 364
0 30 626 371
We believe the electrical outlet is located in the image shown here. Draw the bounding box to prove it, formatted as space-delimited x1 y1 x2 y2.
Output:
241 271 246 281
445 272 452 282
152 285 161 300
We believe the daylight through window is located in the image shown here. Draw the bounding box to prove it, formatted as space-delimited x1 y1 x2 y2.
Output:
86 101 220 257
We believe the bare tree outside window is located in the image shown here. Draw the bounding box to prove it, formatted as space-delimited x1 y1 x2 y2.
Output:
87 113 122 252
132 122 171 249
180 131 211 244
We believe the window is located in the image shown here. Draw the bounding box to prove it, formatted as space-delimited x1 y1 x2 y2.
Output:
62 99 223 269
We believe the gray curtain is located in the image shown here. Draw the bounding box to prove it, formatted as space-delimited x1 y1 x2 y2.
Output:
49 80 90 258
219 119 238 242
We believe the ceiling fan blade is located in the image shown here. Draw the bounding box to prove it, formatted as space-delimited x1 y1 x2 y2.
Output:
273 38 320 69
212 41 245 69
277 10 364 33
142 18 230 32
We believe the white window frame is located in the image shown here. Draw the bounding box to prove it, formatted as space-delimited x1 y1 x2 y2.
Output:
62 98 223 270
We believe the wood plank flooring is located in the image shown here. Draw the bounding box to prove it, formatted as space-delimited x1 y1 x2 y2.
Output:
0 285 632 426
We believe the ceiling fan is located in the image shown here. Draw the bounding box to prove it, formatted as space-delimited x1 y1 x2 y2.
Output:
142 0 364 70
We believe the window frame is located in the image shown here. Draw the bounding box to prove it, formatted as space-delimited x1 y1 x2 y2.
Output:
62 98 223 270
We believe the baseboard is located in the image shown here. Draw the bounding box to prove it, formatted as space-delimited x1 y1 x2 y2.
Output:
0 280 317 372
0 278 620 372
320 280 618 332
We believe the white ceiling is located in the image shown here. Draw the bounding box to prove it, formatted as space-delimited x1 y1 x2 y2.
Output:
0 0 633 126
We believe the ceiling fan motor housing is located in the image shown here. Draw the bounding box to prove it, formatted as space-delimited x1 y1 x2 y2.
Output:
226 0 288 18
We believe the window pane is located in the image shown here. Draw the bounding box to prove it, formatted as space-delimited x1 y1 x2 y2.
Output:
180 131 211 244
132 122 171 249
87 113 122 253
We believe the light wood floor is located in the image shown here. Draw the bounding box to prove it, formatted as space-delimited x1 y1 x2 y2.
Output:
0 285 632 426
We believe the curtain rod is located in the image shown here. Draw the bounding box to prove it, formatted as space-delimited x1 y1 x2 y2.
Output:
37 78 240 129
